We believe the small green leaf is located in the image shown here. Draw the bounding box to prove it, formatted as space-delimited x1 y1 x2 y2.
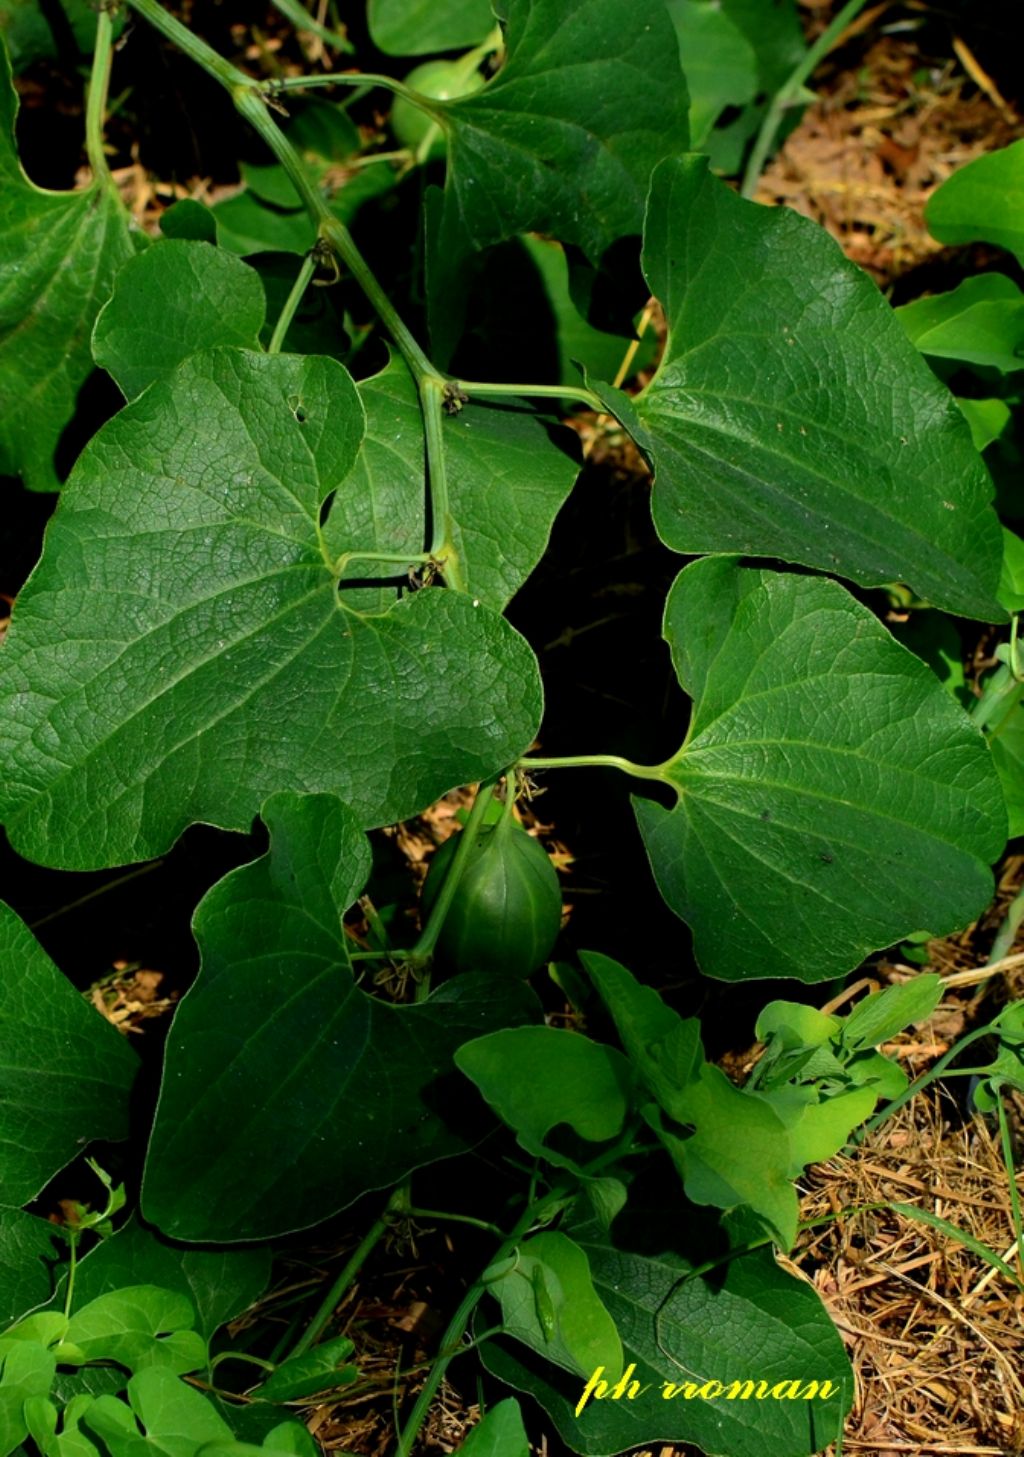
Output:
93 242 266 400
455 1026 632 1167
635 559 1006 982
755 1002 840 1052
82 1368 232 1457
454 1399 529 1456
897 274 1024 373
488 1232 622 1380
0 39 137 490
143 792 536 1241
0 901 137 1205
999 528 1024 614
958 396 1012 451
252 1337 357 1402
0 1341 56 1457
368 0 495 54
926 139 1024 265
0 349 543 869
760 1083 878 1170
64 1288 206 1377
990 699 1024 838
612 155 1005 620
580 951 703 1124
648 1069 799 1249
971 1002 1024 1109
840 976 943 1052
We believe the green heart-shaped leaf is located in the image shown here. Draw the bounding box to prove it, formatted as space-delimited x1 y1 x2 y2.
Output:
634 558 1005 982
593 155 1005 620
0 349 542 869
143 792 536 1240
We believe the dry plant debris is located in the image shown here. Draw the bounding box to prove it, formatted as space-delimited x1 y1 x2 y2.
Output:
797 1090 1024 1455
758 5 1024 285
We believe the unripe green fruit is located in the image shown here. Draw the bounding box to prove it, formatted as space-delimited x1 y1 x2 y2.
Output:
422 815 562 978
391 60 484 160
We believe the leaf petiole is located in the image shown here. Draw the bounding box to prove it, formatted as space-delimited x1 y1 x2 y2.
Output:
267 252 317 355
84 5 116 184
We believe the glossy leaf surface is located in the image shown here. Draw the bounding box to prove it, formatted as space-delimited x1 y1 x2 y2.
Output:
613 156 1004 620
926 139 1024 264
634 560 1005 982
0 349 543 869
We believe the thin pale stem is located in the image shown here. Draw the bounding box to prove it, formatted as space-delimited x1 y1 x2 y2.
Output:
267 71 430 106
85 7 115 183
740 0 871 199
406 1207 505 1238
63 1232 79 1321
420 378 466 586
29 861 163 930
269 0 354 53
268 252 317 354
454 378 606 411
848 1024 994 1146
334 549 432 578
520 753 673 785
997 1096 1024 1279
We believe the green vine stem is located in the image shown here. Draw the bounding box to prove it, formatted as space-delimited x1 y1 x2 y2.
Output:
520 752 674 785
85 6 115 184
740 0 871 199
265 71 428 105
848 1022 997 1146
123 0 438 384
420 376 464 584
267 252 317 354
407 779 498 966
287 1187 407 1360
454 378 607 412
394 1184 570 1457
996 1096 1024 1278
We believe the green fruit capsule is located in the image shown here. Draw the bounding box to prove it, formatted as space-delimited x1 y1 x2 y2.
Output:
391 60 485 161
422 813 562 978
